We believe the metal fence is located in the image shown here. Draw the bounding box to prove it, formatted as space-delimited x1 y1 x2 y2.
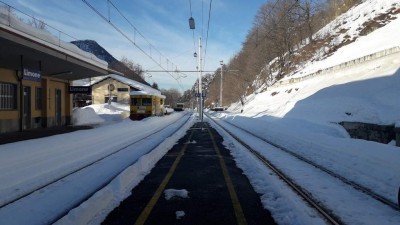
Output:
273 45 400 87
0 2 105 65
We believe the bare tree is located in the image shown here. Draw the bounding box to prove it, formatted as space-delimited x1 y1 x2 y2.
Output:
161 88 182 107
28 16 46 30
120 56 144 80
193 0 359 107
151 82 159 90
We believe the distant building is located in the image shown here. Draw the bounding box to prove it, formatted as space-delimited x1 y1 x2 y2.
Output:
88 74 161 105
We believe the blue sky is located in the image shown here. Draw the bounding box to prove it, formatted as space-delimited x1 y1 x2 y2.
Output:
3 0 266 91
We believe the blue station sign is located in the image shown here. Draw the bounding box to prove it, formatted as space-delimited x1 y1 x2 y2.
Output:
23 69 41 82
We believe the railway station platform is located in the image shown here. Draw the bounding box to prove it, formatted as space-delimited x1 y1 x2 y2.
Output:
103 122 276 225
0 125 93 145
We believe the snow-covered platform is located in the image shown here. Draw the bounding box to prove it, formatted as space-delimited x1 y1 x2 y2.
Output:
103 122 276 225
0 125 93 145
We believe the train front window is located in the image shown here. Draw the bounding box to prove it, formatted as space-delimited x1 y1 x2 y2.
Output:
132 98 141 106
142 98 152 106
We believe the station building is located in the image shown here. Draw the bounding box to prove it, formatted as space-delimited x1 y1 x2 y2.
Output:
87 74 161 105
0 7 113 134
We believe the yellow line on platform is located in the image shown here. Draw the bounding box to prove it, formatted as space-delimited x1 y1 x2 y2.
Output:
207 127 248 225
134 130 194 225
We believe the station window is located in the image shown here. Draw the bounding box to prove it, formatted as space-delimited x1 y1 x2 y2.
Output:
36 87 43 110
0 82 17 110
104 96 117 103
117 88 129 92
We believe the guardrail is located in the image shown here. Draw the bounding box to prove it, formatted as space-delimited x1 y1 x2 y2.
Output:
0 1 106 66
272 45 400 87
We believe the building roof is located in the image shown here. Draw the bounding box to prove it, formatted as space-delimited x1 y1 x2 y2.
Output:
0 5 112 80
89 74 161 96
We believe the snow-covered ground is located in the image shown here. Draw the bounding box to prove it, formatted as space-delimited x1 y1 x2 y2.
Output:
0 106 195 225
208 1 400 224
0 0 399 224
288 0 400 79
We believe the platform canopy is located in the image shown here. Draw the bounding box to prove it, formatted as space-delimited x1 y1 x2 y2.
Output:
0 22 117 80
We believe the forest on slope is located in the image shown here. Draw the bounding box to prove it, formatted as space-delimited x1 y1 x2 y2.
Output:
181 0 398 108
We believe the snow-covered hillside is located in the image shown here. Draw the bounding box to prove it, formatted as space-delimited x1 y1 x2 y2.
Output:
213 3 400 223
230 0 400 127
291 0 400 79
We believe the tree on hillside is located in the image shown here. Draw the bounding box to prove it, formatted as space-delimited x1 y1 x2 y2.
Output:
161 88 182 107
151 82 159 90
191 0 363 107
326 0 362 19
120 56 144 80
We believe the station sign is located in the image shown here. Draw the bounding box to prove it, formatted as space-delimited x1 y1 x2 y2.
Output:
69 86 91 94
23 69 41 82
195 92 207 97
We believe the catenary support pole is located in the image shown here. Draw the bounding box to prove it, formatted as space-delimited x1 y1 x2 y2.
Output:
198 37 203 122
219 61 223 107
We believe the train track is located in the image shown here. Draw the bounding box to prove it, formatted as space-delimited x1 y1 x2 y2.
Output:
206 113 400 224
0 113 192 225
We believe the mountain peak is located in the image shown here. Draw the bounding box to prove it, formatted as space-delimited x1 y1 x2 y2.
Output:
71 40 117 63
71 40 149 85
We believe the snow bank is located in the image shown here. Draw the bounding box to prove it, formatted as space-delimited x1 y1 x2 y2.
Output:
72 107 104 126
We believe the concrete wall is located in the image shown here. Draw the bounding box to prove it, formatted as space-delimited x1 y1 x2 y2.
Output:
0 67 71 133
92 78 131 104
339 121 396 145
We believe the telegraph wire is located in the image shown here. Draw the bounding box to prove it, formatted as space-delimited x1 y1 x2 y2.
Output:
107 0 173 70
202 0 213 71
188 0 197 60
189 0 193 17
81 0 185 92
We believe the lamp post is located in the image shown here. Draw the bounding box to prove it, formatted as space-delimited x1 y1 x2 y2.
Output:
219 60 223 107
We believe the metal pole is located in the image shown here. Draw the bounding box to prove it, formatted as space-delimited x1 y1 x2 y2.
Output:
19 55 24 131
108 77 111 106
219 61 223 107
198 37 203 121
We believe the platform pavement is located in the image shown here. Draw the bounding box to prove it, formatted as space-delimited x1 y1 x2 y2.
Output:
0 125 93 145
103 122 276 225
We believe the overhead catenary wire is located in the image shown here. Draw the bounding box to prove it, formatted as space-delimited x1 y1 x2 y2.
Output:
81 0 185 92
107 0 178 71
202 0 213 71
189 0 197 59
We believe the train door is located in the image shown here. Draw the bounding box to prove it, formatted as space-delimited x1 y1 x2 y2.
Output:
152 96 156 115
23 86 31 130
55 89 62 126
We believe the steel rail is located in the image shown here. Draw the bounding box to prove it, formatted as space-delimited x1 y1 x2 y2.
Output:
217 115 400 212
206 113 344 225
48 113 193 224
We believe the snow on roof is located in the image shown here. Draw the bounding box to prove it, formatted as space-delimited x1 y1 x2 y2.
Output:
130 90 166 99
90 74 162 96
0 5 108 69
